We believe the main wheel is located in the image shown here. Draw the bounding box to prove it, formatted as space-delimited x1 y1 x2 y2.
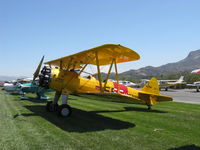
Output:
58 104 72 117
46 101 58 112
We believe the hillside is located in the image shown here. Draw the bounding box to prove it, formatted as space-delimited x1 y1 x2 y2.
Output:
0 75 28 81
119 49 200 79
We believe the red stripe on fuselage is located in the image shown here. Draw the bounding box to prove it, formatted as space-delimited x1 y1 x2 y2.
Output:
113 82 128 95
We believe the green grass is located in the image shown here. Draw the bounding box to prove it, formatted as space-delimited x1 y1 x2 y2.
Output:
0 89 200 150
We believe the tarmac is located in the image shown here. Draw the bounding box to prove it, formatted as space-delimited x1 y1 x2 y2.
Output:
161 88 200 104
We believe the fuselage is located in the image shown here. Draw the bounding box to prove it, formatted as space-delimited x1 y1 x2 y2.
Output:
47 68 140 98
3 83 21 92
39 68 172 106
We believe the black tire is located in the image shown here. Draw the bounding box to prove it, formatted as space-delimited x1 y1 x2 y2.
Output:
147 105 151 110
46 101 58 112
58 104 72 117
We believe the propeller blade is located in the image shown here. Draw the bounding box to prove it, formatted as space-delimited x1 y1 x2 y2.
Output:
33 55 44 81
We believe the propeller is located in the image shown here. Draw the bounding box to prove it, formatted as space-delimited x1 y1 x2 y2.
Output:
33 56 44 82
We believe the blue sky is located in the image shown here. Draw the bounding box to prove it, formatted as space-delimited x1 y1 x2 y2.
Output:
0 0 200 76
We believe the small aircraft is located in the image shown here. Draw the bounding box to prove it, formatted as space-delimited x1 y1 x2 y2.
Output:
159 76 185 91
187 69 200 92
3 78 32 94
3 81 22 94
19 78 51 100
191 69 200 74
187 81 200 92
39 44 173 117
119 80 139 88
19 56 51 99
3 56 50 99
0 81 5 87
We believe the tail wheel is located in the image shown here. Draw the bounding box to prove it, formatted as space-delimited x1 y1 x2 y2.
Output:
46 101 58 112
147 105 151 110
59 104 72 117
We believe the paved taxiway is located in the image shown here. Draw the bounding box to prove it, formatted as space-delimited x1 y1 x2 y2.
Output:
161 89 200 104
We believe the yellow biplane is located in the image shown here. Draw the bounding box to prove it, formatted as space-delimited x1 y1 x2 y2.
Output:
39 44 173 117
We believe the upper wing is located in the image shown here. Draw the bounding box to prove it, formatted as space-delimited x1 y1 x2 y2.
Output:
44 44 140 69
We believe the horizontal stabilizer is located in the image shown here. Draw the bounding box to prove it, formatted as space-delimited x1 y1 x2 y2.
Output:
156 94 173 102
140 77 173 105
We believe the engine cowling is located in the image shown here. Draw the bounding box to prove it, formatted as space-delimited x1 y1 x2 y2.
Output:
39 66 51 89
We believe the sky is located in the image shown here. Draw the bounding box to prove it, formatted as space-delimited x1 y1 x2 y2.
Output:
0 0 200 77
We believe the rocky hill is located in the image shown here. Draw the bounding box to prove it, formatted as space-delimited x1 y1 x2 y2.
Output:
118 49 200 79
0 76 28 81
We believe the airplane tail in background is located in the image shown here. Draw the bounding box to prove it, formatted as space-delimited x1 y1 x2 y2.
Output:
176 76 184 83
140 78 173 106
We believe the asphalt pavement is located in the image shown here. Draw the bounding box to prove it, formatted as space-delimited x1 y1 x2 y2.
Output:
161 88 200 104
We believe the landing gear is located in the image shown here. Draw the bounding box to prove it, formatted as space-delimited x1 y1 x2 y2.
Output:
58 104 72 117
196 86 199 92
46 91 72 117
36 93 49 100
147 105 151 110
20 92 29 100
46 101 59 112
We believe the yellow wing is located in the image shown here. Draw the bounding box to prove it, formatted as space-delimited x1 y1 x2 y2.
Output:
44 44 140 69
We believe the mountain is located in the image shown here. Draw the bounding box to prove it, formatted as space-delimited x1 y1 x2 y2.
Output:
0 76 28 81
118 49 200 79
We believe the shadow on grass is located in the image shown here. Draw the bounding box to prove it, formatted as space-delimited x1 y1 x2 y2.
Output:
18 97 76 103
168 144 200 150
92 106 167 113
14 105 135 133
72 95 168 113
19 98 47 103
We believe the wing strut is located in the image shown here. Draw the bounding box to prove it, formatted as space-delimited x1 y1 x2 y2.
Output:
103 59 114 91
63 63 88 91
78 63 88 75
72 62 77 70
60 60 63 69
66 57 73 70
95 51 103 93
114 59 119 93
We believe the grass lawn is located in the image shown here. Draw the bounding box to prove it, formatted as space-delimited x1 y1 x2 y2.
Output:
0 88 200 150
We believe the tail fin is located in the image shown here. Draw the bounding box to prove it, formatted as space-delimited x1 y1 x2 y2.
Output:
140 77 173 106
176 76 184 83
142 77 160 95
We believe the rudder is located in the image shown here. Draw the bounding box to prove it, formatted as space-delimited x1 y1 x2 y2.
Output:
142 77 160 95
